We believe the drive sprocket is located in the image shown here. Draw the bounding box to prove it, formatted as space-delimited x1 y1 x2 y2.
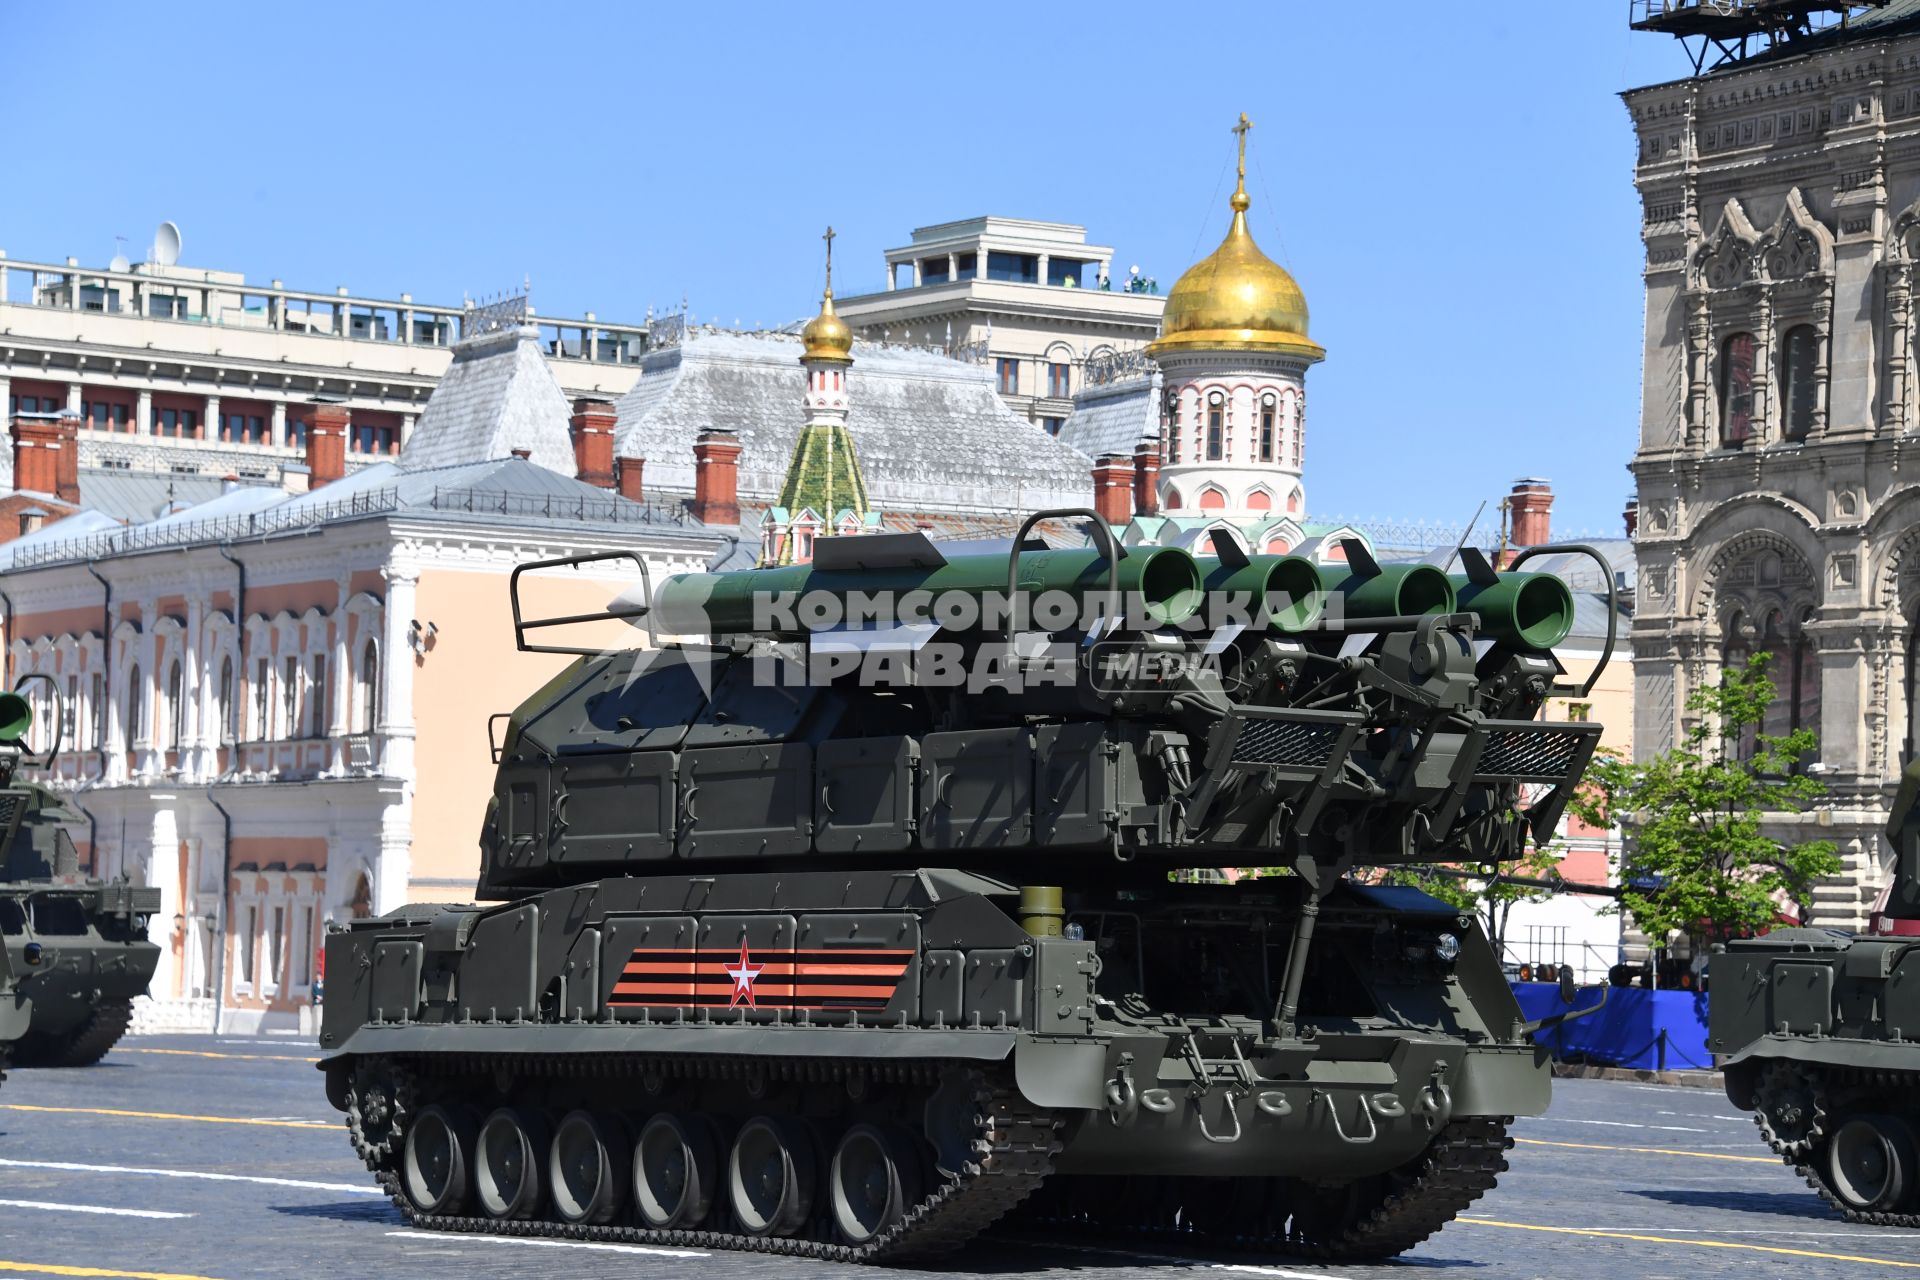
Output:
346 1057 417 1169
1754 1059 1828 1159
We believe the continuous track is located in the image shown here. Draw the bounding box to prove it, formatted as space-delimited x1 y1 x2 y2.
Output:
343 1049 1510 1263
348 1052 1059 1263
15 999 134 1068
1753 1061 1920 1228
1013 1116 1513 1262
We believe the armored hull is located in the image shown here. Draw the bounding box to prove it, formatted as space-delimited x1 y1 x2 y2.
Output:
1710 761 1920 1222
321 528 1610 1260
0 722 160 1068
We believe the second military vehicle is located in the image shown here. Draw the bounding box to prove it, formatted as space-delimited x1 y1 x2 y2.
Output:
0 684 160 1067
319 519 1612 1262
1711 759 1920 1224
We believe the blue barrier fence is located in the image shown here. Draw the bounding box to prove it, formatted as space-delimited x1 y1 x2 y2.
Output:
1509 982 1713 1071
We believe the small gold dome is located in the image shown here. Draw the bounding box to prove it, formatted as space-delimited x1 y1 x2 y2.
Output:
801 292 853 364
1149 118 1324 362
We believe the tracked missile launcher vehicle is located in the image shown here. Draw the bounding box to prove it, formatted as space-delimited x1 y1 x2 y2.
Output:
0 685 160 1068
320 516 1614 1262
1710 759 1920 1224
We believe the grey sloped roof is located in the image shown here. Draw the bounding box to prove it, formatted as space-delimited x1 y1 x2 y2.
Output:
72 470 276 524
1059 371 1159 459
400 325 577 475
613 329 1094 516
0 507 120 570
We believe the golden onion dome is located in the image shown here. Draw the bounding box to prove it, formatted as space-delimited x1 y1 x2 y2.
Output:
800 292 853 364
1148 116 1324 362
801 224 855 365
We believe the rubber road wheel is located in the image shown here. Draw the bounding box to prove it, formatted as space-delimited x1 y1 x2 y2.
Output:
728 1116 816 1237
633 1112 718 1228
549 1110 629 1225
475 1107 548 1220
829 1123 918 1245
402 1105 476 1214
1829 1116 1913 1212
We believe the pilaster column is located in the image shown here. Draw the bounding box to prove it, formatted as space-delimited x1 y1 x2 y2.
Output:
67 383 82 415
270 401 288 447
377 561 417 780
400 413 416 446
0 377 11 418
1752 288 1774 446
182 599 210 779
136 390 153 436
1685 293 1711 449
1814 291 1836 439
327 575 351 775
1873 272 1889 437
205 395 221 444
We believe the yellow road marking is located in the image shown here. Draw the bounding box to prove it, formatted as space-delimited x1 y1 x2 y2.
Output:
1458 1216 1920 1268
0 1262 225 1280
1514 1135 1777 1164
0 1104 329 1130
119 1047 316 1064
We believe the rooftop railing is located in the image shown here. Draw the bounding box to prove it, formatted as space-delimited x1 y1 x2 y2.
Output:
7 483 698 569
0 253 650 365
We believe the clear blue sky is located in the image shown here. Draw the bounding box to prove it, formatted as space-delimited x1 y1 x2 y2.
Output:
0 2 1691 537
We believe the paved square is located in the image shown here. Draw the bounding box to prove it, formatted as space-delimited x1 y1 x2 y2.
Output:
1 1038 1915 1279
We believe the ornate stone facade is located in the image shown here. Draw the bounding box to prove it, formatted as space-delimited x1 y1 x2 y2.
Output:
1623 25 1920 928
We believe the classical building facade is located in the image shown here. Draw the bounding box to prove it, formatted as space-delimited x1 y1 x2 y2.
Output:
833 217 1166 433
1 311 728 1032
0 236 649 491
1623 4 1920 928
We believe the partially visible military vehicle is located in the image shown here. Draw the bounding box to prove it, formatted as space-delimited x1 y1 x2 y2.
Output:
0 683 160 1067
1712 759 1920 1223
320 521 1613 1262
0 918 31 1086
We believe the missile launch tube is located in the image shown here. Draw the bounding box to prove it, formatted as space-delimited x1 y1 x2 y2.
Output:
1450 572 1575 650
651 546 1204 637
1197 556 1326 633
1328 564 1456 622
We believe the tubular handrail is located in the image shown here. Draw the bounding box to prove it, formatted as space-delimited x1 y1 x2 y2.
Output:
1005 508 1124 644
1507 543 1618 699
510 549 656 655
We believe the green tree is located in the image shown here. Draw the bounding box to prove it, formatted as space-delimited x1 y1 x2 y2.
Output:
1383 841 1562 958
1568 653 1840 953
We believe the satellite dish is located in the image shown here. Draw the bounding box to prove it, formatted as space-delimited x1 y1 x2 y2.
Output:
153 221 181 267
109 252 130 273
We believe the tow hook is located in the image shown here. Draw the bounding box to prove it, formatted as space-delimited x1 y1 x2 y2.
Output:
1105 1054 1139 1127
1420 1060 1454 1124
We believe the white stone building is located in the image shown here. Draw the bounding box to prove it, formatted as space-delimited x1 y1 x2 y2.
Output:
1622 2 1920 928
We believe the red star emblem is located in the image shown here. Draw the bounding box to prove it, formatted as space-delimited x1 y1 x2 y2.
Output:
724 939 764 1008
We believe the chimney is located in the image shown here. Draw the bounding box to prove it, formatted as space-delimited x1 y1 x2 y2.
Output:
510 447 531 460
11 413 81 505
569 399 617 489
616 456 645 502
303 402 350 488
691 428 742 525
280 463 312 496
221 474 241 495
1623 495 1640 538
1131 441 1161 517
17 506 46 537
1508 477 1553 548
1092 453 1136 526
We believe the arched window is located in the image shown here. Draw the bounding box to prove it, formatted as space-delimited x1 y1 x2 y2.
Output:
217 656 234 745
1780 324 1817 442
1726 607 1821 767
1246 489 1272 513
166 660 183 749
1718 331 1756 446
1198 487 1227 512
126 663 143 745
1164 393 1182 464
359 640 379 733
1259 400 1276 462
1164 487 1182 510
1206 401 1224 461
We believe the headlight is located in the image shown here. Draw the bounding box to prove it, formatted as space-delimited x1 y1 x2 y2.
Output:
1435 932 1461 963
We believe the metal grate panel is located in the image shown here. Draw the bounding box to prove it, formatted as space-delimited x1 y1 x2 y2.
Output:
1476 726 1590 782
1231 718 1348 769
